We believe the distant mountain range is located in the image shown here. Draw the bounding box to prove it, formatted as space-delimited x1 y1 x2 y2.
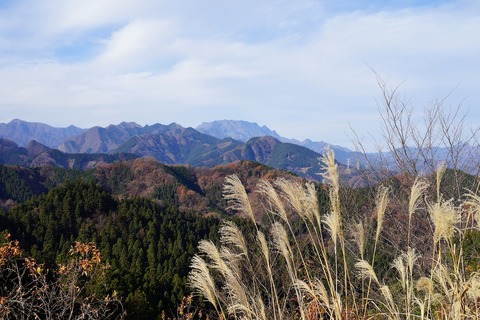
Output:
0 119 85 148
1 119 358 181
196 119 351 153
0 138 137 170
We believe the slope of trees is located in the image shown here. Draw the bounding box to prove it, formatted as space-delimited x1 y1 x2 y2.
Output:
0 180 221 318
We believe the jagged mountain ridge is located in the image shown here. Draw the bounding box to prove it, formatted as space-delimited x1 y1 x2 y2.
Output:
196 119 355 164
0 119 85 148
0 119 357 181
114 132 338 181
58 121 171 153
196 120 351 152
196 120 284 142
0 138 138 170
113 126 244 166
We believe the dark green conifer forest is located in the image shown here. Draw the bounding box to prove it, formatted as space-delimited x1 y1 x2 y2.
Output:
0 166 224 318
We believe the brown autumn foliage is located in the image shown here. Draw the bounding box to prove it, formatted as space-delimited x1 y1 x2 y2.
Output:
0 234 125 320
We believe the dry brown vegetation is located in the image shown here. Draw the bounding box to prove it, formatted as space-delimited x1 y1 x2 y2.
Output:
0 236 124 320
187 148 480 319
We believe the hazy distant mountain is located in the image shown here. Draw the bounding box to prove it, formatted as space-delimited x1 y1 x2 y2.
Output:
58 122 169 153
0 138 137 169
196 120 284 142
1 120 358 181
114 129 344 181
114 125 244 166
0 119 85 148
196 120 357 164
240 136 328 181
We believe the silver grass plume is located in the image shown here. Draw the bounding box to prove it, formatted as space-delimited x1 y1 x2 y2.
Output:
198 240 228 275
275 178 306 219
254 295 267 320
405 247 419 275
351 222 366 259
391 255 407 290
226 303 253 319
392 248 420 290
271 222 306 319
320 147 339 195
355 259 380 286
414 297 426 320
256 230 276 317
464 191 480 229
379 285 398 319
322 212 341 248
433 263 453 299
375 185 389 242
304 181 319 225
428 199 460 245
294 279 330 309
271 222 293 273
219 221 248 258
220 247 242 282
256 179 288 222
467 272 480 301
409 177 429 218
416 277 433 295
436 162 446 202
223 175 255 224
320 147 343 244
198 240 251 317
188 255 220 311
257 231 270 269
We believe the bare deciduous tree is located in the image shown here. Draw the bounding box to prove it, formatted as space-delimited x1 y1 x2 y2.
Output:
352 71 480 197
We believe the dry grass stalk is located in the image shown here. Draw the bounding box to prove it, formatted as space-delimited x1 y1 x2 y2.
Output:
428 199 461 245
256 179 288 222
436 162 446 202
355 260 380 286
219 221 248 258
223 175 255 224
409 177 429 218
189 255 221 316
351 222 366 259
189 150 480 320
375 185 389 243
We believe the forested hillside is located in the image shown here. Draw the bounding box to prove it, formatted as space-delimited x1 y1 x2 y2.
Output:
2 138 480 319
0 159 306 318
0 179 221 318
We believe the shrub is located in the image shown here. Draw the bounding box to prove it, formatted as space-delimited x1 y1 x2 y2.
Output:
0 236 125 319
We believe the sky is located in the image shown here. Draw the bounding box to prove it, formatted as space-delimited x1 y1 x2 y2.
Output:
0 0 479 151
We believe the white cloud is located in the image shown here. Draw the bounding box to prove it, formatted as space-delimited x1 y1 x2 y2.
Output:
94 19 179 72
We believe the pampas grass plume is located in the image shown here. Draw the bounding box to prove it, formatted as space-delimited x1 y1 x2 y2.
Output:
323 212 341 247
436 162 446 201
375 186 389 242
351 222 365 259
416 277 433 295
223 175 255 224
189 255 219 310
409 177 429 218
428 199 460 245
219 221 248 258
355 259 380 286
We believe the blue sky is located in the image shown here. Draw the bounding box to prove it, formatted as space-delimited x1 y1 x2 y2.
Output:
0 0 478 150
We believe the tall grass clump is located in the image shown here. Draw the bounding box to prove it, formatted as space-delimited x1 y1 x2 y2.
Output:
188 149 480 319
